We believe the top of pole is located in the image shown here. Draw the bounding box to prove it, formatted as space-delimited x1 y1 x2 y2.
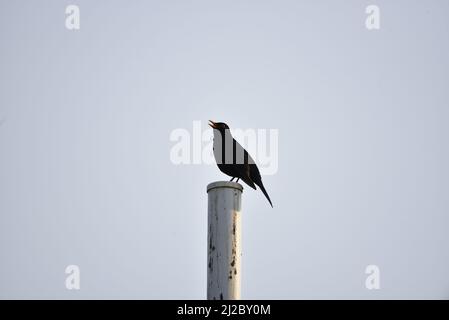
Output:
207 181 243 193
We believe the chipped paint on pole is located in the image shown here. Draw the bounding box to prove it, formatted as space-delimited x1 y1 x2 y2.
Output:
207 181 242 300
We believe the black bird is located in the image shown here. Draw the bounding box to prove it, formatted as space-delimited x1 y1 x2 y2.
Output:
209 120 273 207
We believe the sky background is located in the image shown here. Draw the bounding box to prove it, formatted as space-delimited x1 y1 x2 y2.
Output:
1 0 449 299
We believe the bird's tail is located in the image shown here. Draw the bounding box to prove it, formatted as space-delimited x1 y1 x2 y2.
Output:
257 182 273 208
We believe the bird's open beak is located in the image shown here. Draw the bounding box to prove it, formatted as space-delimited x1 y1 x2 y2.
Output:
208 120 217 129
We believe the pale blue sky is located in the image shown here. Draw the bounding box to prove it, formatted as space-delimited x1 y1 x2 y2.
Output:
1 0 449 299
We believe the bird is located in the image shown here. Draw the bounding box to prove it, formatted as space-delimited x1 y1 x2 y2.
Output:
209 120 273 207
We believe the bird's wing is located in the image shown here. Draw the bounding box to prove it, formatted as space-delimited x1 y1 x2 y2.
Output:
249 162 273 207
242 164 257 189
234 139 256 164
233 139 257 189
234 137 273 207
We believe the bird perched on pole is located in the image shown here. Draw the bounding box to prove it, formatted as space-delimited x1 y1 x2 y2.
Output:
209 120 273 207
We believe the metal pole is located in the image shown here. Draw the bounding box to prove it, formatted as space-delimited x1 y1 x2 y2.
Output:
206 181 243 300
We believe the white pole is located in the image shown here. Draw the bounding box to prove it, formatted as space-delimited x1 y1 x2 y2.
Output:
207 181 243 300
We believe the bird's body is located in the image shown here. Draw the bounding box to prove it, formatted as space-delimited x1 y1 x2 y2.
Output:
209 120 273 207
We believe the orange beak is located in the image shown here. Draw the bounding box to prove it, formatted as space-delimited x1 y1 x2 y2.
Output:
208 120 217 129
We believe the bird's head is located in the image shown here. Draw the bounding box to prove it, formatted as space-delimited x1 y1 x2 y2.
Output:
208 120 230 132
